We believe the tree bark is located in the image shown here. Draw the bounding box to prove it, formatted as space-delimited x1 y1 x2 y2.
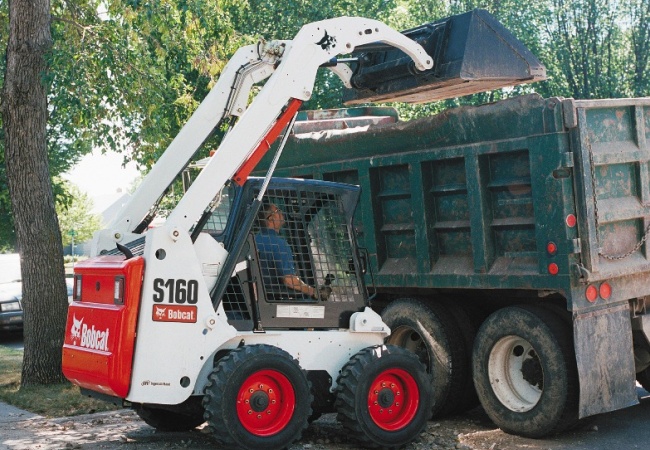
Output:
2 0 68 385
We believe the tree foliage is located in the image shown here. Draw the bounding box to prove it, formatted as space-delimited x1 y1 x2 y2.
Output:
56 184 102 251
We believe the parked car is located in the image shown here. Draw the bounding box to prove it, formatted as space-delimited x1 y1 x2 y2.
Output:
0 254 22 331
0 254 73 331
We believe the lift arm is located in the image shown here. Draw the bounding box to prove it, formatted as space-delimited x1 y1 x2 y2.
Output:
92 17 432 255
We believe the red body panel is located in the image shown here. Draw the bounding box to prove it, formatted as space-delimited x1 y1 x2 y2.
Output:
62 255 144 399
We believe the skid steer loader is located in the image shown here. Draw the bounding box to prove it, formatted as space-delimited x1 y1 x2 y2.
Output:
62 11 544 449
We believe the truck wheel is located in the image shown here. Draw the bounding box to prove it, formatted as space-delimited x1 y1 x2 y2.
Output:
335 345 432 448
202 345 312 450
381 297 465 417
473 305 579 438
134 403 205 431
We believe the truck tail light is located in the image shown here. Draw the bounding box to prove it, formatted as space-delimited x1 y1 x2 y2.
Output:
114 276 125 305
548 263 559 275
73 275 82 301
547 242 557 255
600 282 612 300
586 285 598 302
566 214 577 228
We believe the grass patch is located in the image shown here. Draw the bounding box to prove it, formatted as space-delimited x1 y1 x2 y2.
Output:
0 345 120 417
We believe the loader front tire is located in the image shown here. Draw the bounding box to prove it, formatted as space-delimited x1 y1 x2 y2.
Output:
335 345 432 448
202 344 312 450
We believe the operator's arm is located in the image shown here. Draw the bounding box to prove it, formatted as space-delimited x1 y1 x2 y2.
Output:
282 274 316 298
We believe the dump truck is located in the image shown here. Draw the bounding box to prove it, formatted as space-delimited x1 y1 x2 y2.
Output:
62 10 550 449
250 93 650 437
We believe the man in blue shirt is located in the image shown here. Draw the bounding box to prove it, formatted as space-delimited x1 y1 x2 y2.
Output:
256 203 329 300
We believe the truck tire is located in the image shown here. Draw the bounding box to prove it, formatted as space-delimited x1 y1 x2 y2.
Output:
472 305 579 438
441 299 480 414
381 297 465 417
335 345 432 448
202 345 312 450
134 403 205 432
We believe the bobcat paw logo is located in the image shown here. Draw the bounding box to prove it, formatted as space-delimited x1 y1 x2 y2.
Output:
154 306 167 320
70 315 83 344
316 31 336 51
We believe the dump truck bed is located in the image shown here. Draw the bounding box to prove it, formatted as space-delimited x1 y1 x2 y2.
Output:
259 94 650 311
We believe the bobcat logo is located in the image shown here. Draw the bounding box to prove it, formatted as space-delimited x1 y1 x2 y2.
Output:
154 306 167 320
316 31 336 51
70 315 83 344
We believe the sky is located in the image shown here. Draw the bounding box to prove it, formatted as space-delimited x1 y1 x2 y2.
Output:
63 150 140 214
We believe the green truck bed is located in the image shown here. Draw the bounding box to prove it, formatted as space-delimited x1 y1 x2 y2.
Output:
259 94 650 312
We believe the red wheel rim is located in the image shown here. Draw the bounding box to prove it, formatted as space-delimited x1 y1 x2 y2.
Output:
236 369 296 436
367 368 420 431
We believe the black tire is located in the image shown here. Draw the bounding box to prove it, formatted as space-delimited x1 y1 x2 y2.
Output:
202 344 312 450
472 305 579 438
381 297 465 417
440 298 480 414
335 345 432 448
134 401 205 432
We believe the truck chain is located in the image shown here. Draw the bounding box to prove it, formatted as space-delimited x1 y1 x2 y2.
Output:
588 143 650 261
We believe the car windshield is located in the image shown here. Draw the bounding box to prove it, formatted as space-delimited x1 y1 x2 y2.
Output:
0 254 21 284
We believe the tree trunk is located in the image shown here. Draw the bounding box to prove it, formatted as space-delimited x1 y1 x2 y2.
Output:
2 0 68 385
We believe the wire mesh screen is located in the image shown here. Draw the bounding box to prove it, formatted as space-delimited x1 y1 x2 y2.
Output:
221 276 252 321
255 188 360 303
202 184 234 236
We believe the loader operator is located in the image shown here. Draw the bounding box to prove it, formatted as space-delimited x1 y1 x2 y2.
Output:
256 203 330 301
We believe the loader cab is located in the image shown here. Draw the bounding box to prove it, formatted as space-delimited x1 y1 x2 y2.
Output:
200 178 368 331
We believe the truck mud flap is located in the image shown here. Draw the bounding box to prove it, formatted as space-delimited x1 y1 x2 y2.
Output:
343 9 546 104
574 303 638 418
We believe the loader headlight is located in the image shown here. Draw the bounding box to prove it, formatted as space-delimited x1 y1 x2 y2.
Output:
73 274 82 301
114 276 125 305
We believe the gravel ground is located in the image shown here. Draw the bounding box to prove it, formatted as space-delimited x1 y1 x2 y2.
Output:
0 406 507 450
0 403 608 450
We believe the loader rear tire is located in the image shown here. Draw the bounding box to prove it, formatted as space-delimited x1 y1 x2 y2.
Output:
473 305 579 438
335 345 432 448
381 297 465 417
202 344 312 450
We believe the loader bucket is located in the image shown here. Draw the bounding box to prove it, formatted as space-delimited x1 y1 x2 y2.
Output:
343 9 546 104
